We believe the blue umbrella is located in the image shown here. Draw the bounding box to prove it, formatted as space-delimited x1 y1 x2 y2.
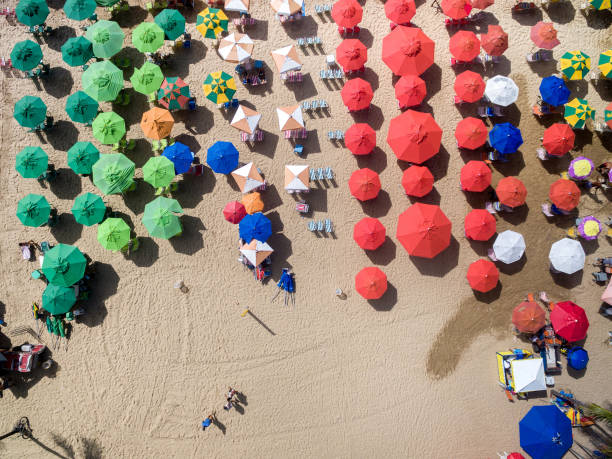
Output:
206 141 239 174
566 347 589 370
162 142 194 174
519 406 572 459
489 122 523 154
539 76 570 107
239 212 272 243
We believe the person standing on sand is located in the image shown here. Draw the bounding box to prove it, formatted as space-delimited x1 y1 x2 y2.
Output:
202 412 216 431
224 387 237 411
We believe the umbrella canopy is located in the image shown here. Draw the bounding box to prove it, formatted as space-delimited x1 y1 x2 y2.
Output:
92 111 125 144
382 26 435 76
231 162 264 193
560 51 590 81
61 36 94 67
530 22 560 50
64 0 96 20
218 33 254 63
11 40 42 71
207 141 239 174
455 117 487 149
223 201 246 224
142 196 183 239
131 62 164 95
155 9 186 41
42 244 86 287
401 166 433 197
16 0 49 26
493 230 525 264
449 30 480 62
242 192 264 214
590 0 612 9
539 76 570 107
513 301 546 334
71 192 106 226
564 98 595 129
239 212 272 243
42 284 76 315
395 74 427 107
568 156 593 180
397 203 452 258
85 20 124 58
454 70 485 103
240 239 273 266
16 146 48 179
270 0 303 15
132 22 165 53
489 122 523 154
481 25 508 56
14 95 46 128
196 7 228 39
441 0 471 18
355 267 387 299
345 123 376 155
340 77 373 111
353 217 386 250
284 165 309 192
577 216 601 240
469 0 494 8
464 209 496 241
17 194 50 227
158 77 190 110
384 0 416 24
276 105 304 131
520 406 573 459
97 217 130 250
65 91 99 124
598 50 612 78
67 141 99 175
512 359 546 393
605 102 612 129
602 281 612 305
143 156 175 188
203 71 237 104
331 0 362 28
82 60 123 102
460 161 491 192
387 109 442 163
466 259 498 292
543 123 575 156
549 238 585 275
496 176 527 207
484 75 519 107
336 39 367 71
225 0 249 12
551 301 589 342
140 107 174 140
162 142 194 174
566 347 589 370
549 179 580 211
349 168 381 201
270 45 302 74
92 153 135 195
230 105 261 134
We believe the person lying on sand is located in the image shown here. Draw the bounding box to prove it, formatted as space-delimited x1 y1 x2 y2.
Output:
202 412 216 431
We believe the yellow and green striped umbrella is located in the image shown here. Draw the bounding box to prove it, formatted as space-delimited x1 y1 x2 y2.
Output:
564 98 595 129
560 51 590 81
196 8 228 39
202 71 236 104
598 50 612 79
589 0 611 10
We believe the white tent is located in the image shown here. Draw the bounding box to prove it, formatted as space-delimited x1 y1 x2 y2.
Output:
549 238 585 274
485 75 519 107
511 358 546 393
493 230 525 264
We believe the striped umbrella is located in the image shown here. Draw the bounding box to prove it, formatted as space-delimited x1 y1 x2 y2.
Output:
564 98 595 129
568 156 593 180
577 216 601 240
598 50 612 79
218 33 254 63
589 0 611 9
605 102 612 129
196 8 228 39
203 71 237 104
157 77 190 110
560 51 590 81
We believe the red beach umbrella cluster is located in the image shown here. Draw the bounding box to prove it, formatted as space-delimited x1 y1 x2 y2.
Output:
441 0 472 19
550 301 589 342
542 123 575 156
454 70 485 103
512 301 546 334
449 31 480 62
496 177 527 208
480 25 508 56
455 117 488 149
530 21 560 50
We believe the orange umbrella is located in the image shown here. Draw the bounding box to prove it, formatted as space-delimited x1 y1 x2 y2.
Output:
331 0 362 28
382 26 435 76
336 39 367 71
469 0 494 9
460 160 491 192
441 0 472 19
512 301 546 334
340 77 373 111
542 123 575 156
395 74 427 107
349 168 381 201
345 123 376 155
396 203 452 258
387 110 442 163
355 267 387 299
496 177 527 208
384 0 416 24
467 259 499 292
455 117 487 149
401 166 434 197
481 25 508 56
353 217 386 250
242 192 264 214
464 209 496 240
140 107 174 140
454 70 485 103
449 31 480 62
530 21 560 50
549 179 580 211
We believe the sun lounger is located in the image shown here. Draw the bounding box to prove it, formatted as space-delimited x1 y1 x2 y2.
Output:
316 220 324 231
308 220 317 231
593 271 608 282
296 201 309 213
315 167 324 180
324 167 334 180
526 50 553 63
478 106 504 117
309 168 317 181
335 130 344 141
325 219 333 233
594 122 612 133
485 202 498 214
0 7 15 16
479 54 501 66
334 69 344 79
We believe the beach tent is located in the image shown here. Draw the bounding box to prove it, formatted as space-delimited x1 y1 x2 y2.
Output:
549 238 585 275
345 123 376 155
284 165 309 192
454 70 485 103
336 39 367 71
340 78 373 111
480 25 508 56
394 75 426 107
543 124 575 156
349 168 381 201
496 177 527 207
218 33 254 63
240 240 273 266
353 218 386 250
242 192 264 214
223 201 246 224
384 0 415 24
492 230 525 264
387 110 442 163
396 203 452 258
270 45 302 74
485 75 519 107
276 105 304 131
225 0 249 13
270 0 303 15
331 0 362 28
441 0 471 19
239 212 272 243
466 259 499 292
382 26 434 76
401 166 433 197
461 161 491 192
512 301 546 334
464 209 496 241
449 31 480 62
455 117 487 150
207 141 239 174
531 22 560 50
231 105 261 134
519 406 572 459
539 76 569 107
549 179 580 211
512 358 546 393
550 301 589 342
355 267 387 299
140 107 174 140
232 162 264 193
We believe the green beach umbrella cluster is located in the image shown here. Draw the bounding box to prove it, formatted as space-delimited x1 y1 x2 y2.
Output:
92 111 126 144
14 95 47 128
85 20 124 58
67 141 100 174
82 60 123 102
17 193 51 227
132 22 165 53
11 39 42 71
97 217 130 250
72 192 106 226
16 146 48 178
142 196 183 239
42 244 87 287
64 0 97 20
155 9 185 41
143 156 175 188
16 0 49 26
61 36 94 67
92 153 135 195
66 91 99 124
42 284 76 315
130 62 164 95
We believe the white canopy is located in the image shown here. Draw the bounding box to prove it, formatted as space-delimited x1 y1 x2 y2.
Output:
225 0 249 12
240 239 273 266
549 238 585 275
276 105 304 131
493 230 525 264
511 358 546 393
485 75 519 107
285 165 309 191
230 105 261 134
271 45 302 74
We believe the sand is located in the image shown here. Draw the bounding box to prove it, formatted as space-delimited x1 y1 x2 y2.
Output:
1 0 612 457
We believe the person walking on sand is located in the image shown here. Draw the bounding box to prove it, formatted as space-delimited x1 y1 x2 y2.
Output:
202 412 216 431
224 387 237 411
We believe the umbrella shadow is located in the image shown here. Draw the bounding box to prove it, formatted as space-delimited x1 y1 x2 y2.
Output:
367 282 398 311
584 9 612 29
45 121 79 152
499 203 529 226
281 15 318 39
497 254 527 275
356 147 387 173
170 40 208 78
590 78 612 102
50 213 83 245
174 167 216 209
408 187 441 206
351 104 384 130
123 179 151 216
180 105 214 135
129 237 159 268
490 151 526 177
420 63 442 99
245 131 280 158
114 5 148 28
361 190 392 218
173 133 201 154
245 19 269 41
550 270 583 290
468 236 495 257
306 187 328 213
539 154 572 175
267 232 293 281
299 129 322 157
127 139 153 168
409 236 460 277
113 90 148 128
526 59 559 79
365 237 396 266
511 8 543 25
170 215 205 255
473 282 503 304
79 262 118 328
48 168 83 199
285 72 318 101
425 145 450 181
545 2 576 23
43 25 76 51
262 184 284 213
40 67 73 98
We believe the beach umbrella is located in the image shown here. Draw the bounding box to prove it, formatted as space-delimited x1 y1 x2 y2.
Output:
242 192 264 214
484 75 518 107
276 105 304 131
155 9 186 41
17 194 50 227
140 107 174 140
143 196 183 239
71 192 106 226
223 201 246 224
464 209 496 241
11 40 42 71
466 259 498 292
239 212 272 243
64 0 96 20
493 230 525 264
480 25 508 56
549 238 585 275
401 166 433 197
143 156 175 188
397 203 451 258
331 0 362 28
270 45 302 74
225 0 249 13
598 50 612 78
14 95 46 128
530 22 560 50
589 0 611 9
218 33 254 63
602 281 612 305
132 22 165 53
131 62 164 96
162 142 194 174
384 0 416 24
16 0 49 25
560 51 590 81
82 60 123 102
67 141 99 175
284 165 309 192
95 0 120 6
61 36 94 68
549 179 580 211
455 117 487 149
16 146 48 179
240 239 273 266
345 123 376 155
512 359 546 393
92 153 135 195
449 31 480 62
42 285 76 315
460 161 491 192
387 110 442 163
395 74 426 107
42 244 86 287
577 216 601 240
605 102 612 129
454 70 485 103
566 347 589 370
520 406 573 459
206 141 239 174
512 301 546 334
496 177 527 207
203 71 237 105
355 267 387 299
158 77 190 110
231 162 264 193
564 98 595 129
92 111 125 144
85 20 124 59
340 77 373 111
539 76 570 107
336 39 367 71
349 168 381 201
97 217 130 250
196 7 228 39
382 26 434 76
543 124 574 157
469 0 494 9
65 91 99 124
270 0 303 15
551 301 589 342
568 156 593 180
489 122 523 154
354 217 386 250
230 105 261 134
441 0 471 18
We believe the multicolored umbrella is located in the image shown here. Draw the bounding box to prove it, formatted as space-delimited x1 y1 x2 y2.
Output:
395 74 426 108
92 111 126 144
512 301 546 334
466 259 498 292
11 39 42 71
16 146 48 179
530 22 560 50
276 105 304 131
589 0 611 10
270 0 303 15
489 122 523 154
131 62 164 95
480 25 508 56
14 95 46 128
349 168 381 201
232 162 264 192
270 45 302 74
239 239 273 265
140 107 174 140
64 0 97 20
568 156 593 180
598 49 612 79
560 51 590 81
549 238 585 275
142 156 175 188
61 36 94 67
71 192 106 226
196 7 228 39
387 110 442 163
564 98 595 129
496 176 527 207
355 267 387 299
17 193 50 227
396 203 452 258
85 20 125 59
16 0 49 26
384 0 415 25
239 212 272 243
97 217 130 251
203 71 237 104
464 209 496 241
401 166 433 197
42 284 76 315
158 77 190 110
382 26 434 76
163 142 194 174
345 123 376 156
454 70 485 103
82 60 123 102
223 201 246 224
605 102 612 129
230 105 261 134
340 77 373 111
207 141 239 174
242 192 264 214
65 91 99 124
67 141 100 175
441 0 471 18
449 30 480 62
539 76 570 107
218 33 254 63
42 244 86 287
484 75 518 107
155 9 186 41
331 0 362 28
520 406 573 459
543 123 575 156
460 161 491 192
492 230 525 264
455 117 487 150
92 153 135 195
353 217 386 250
549 179 580 211
577 216 601 240
142 196 183 239
336 39 367 71
132 22 165 53
550 301 589 342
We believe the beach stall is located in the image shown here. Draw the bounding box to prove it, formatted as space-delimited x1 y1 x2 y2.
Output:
232 162 265 193
284 165 309 193
277 104 306 139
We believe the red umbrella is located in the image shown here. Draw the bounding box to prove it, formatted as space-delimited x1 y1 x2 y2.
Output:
550 301 589 342
353 217 386 250
387 110 442 163
382 26 435 76
461 161 491 192
349 168 381 201
223 201 246 224
402 166 434 197
355 267 387 299
469 0 494 9
454 70 485 103
395 74 427 108
441 0 472 19
542 123 575 156
455 117 487 149
396 203 452 258
507 454 526 459
345 123 376 155
496 177 527 207
464 209 496 240
466 259 499 292
512 301 546 334
331 0 362 28
336 39 367 71
340 77 373 111
530 21 560 50
481 25 508 56
549 179 580 211
449 31 480 62
384 0 416 25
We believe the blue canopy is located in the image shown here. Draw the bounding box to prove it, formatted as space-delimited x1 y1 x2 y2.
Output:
489 122 523 154
566 347 589 370
206 141 239 174
239 212 272 243
519 406 572 459
539 76 570 107
162 142 194 174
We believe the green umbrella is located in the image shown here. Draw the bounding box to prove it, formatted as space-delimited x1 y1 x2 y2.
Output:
16 193 51 227
10 39 43 71
92 153 135 195
155 9 186 41
85 20 125 59
16 146 48 178
97 217 130 250
82 60 123 102
71 192 106 226
61 36 94 67
42 244 87 287
130 62 164 95
64 0 97 20
14 95 47 128
95 0 120 6
132 22 165 53
66 91 99 124
142 196 183 239
67 141 100 174
143 156 175 188
92 111 126 144
16 0 49 26
42 284 76 315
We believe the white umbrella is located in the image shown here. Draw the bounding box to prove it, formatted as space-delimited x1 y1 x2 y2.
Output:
601 281 612 306
549 238 585 274
270 45 302 74
485 75 519 107
225 0 249 12
270 0 303 15
240 239 273 266
230 105 261 134
285 165 309 192
231 162 265 193
511 358 546 393
276 105 304 131
493 230 525 264
218 33 254 63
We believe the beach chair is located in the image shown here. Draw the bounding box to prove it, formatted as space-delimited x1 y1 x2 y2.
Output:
296 201 309 213
335 130 344 141
593 271 608 282
307 220 317 231
526 50 553 63
485 202 498 214
594 122 612 133
0 57 12 70
324 167 334 180
536 147 551 160
334 69 344 79
319 100 329 109
478 106 504 118
327 131 335 141
541 203 556 217
316 168 324 180
325 69 334 79
316 220 324 231
512 2 537 12
325 219 333 233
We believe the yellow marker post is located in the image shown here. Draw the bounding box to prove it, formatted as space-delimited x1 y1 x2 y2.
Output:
241 309 250 317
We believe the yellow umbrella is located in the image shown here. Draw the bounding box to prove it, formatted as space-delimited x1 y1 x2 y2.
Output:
560 51 590 81
196 8 228 39
598 50 612 78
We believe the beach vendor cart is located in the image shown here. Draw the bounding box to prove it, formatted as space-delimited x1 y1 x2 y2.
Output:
497 349 546 400
0 343 51 373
